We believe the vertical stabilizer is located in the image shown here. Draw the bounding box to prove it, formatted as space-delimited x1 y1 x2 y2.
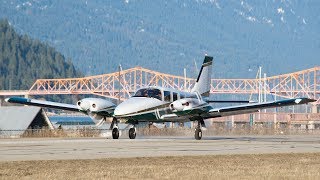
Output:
191 56 213 97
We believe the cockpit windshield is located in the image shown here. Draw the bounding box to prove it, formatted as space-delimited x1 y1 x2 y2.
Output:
133 88 162 101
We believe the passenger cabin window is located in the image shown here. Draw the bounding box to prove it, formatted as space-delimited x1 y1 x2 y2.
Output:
164 91 171 102
173 92 178 101
133 88 162 100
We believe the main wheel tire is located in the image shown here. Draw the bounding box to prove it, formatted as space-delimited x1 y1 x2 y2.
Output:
195 128 202 140
129 128 136 139
112 128 119 139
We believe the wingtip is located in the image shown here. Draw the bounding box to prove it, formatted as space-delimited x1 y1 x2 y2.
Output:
295 98 317 104
4 97 29 103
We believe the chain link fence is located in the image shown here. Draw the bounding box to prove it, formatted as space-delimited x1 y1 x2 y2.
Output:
1 124 320 138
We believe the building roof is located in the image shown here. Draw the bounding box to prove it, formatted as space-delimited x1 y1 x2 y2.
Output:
0 106 53 137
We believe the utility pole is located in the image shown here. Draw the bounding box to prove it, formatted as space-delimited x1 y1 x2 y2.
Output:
258 66 262 121
258 66 262 103
264 73 267 103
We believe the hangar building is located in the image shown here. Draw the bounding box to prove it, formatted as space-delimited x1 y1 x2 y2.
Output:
0 106 54 137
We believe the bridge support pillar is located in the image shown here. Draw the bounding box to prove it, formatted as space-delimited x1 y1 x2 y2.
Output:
273 113 277 129
312 104 318 113
249 114 254 128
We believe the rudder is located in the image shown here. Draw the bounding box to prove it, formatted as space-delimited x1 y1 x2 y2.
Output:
191 56 213 97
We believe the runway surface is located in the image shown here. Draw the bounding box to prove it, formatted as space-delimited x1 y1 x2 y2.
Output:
1 135 320 161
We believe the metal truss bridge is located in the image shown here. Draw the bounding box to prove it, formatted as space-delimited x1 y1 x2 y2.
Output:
1 66 319 104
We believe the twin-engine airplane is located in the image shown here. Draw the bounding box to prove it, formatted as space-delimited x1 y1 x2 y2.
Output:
6 56 315 140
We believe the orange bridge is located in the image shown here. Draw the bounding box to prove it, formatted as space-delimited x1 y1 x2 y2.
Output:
0 66 319 104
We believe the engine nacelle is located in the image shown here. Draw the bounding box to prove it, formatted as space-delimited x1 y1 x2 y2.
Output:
170 98 202 112
77 98 115 113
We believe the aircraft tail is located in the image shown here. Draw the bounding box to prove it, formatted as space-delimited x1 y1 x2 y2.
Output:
191 56 213 97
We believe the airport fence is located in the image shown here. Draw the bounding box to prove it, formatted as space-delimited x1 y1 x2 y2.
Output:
1 125 320 138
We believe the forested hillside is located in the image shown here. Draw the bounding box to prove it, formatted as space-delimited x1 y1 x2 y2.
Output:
0 19 81 90
0 0 319 78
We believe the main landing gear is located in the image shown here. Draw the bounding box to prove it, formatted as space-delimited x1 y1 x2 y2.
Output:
128 127 136 139
194 118 205 140
110 117 137 139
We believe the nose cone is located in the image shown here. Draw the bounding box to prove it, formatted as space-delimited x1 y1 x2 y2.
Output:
114 97 162 117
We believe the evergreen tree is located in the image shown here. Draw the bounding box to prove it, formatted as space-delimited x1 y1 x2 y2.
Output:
0 19 82 90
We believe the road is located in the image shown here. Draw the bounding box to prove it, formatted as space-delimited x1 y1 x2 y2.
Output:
1 135 320 161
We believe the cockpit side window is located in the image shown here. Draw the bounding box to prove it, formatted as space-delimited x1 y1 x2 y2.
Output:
164 91 171 102
133 89 148 97
150 89 162 100
133 88 162 100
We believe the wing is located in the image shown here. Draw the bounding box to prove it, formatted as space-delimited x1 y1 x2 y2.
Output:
160 97 315 121
207 98 316 118
5 97 116 117
5 97 80 112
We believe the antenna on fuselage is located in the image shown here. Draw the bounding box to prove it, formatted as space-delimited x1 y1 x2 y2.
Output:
193 59 199 77
184 68 187 91
118 64 122 105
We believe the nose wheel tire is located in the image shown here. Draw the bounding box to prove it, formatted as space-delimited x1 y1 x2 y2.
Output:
129 128 136 139
112 128 119 139
195 128 202 140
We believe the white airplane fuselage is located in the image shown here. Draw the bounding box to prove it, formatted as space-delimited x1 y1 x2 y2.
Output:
113 86 209 122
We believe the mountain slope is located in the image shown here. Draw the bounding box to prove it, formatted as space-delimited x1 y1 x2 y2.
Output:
0 19 81 90
0 0 319 78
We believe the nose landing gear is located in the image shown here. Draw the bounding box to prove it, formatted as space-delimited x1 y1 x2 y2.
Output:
110 117 119 139
110 117 137 139
112 128 119 139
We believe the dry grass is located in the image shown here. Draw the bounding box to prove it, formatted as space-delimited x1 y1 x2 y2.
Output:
1 153 320 179
2 126 320 139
